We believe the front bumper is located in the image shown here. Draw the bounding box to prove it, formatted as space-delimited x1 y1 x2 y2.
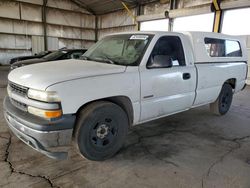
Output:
242 83 247 91
3 97 76 160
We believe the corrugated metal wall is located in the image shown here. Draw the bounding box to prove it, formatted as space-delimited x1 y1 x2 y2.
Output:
0 0 95 65
96 2 170 39
96 0 211 39
97 9 137 40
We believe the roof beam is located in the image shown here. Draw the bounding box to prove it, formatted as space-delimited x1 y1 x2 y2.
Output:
70 0 96 15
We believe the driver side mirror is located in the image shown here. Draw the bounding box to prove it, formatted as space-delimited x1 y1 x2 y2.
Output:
147 55 173 69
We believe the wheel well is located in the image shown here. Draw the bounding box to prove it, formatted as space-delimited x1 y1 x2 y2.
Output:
225 78 236 89
76 96 134 126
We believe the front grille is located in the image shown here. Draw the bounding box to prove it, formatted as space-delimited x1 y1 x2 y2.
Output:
9 82 28 96
10 98 27 112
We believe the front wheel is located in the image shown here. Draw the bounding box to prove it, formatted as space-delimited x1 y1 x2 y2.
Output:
210 83 233 115
73 101 128 161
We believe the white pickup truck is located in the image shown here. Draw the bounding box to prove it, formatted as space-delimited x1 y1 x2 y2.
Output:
4 31 248 161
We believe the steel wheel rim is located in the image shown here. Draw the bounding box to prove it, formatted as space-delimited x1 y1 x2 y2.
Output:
90 118 118 148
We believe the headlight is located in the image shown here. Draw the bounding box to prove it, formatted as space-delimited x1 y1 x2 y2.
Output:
28 89 60 102
28 106 62 119
7 85 11 95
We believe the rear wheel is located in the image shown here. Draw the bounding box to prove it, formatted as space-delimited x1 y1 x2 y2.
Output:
210 83 233 115
74 101 128 161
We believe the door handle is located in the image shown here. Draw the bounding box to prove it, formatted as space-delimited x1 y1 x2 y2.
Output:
183 73 191 80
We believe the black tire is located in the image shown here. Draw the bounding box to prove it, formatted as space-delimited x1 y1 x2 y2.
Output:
73 101 128 161
210 83 233 115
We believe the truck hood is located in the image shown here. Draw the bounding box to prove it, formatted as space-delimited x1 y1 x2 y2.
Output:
8 59 126 90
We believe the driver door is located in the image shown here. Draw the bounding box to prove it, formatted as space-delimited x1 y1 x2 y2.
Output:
139 35 196 122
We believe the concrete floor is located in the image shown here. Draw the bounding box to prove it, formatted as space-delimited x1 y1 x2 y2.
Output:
0 66 250 188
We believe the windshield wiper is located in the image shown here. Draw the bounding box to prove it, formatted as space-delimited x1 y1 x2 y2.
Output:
96 54 119 65
82 55 123 66
82 55 113 64
81 56 93 61
100 57 116 64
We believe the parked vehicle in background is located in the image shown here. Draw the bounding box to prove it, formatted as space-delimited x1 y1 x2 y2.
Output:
4 31 248 161
10 49 87 70
9 51 52 65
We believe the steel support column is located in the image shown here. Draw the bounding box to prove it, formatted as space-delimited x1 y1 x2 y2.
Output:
136 4 142 31
42 0 48 51
212 0 222 33
95 16 98 42
168 0 177 31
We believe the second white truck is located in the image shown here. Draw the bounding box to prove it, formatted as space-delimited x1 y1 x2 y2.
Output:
4 31 248 161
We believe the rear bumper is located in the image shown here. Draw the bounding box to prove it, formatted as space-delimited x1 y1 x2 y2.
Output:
3 96 75 160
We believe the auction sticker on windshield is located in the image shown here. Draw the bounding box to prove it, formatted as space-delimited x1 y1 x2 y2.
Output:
130 35 149 40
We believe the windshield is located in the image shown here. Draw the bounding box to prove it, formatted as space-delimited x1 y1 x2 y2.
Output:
82 34 153 66
43 51 67 60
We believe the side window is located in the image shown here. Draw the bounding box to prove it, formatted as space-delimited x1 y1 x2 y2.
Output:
205 38 225 57
225 40 242 57
59 53 70 60
71 52 84 59
204 38 242 57
147 36 186 68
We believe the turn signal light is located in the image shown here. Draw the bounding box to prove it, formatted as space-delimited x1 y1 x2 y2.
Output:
28 106 62 119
